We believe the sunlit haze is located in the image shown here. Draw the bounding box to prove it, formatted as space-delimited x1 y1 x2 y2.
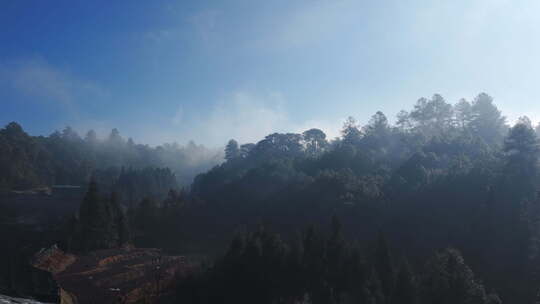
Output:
2 0 540 146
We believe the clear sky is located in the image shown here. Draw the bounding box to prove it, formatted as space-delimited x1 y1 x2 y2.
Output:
2 0 540 146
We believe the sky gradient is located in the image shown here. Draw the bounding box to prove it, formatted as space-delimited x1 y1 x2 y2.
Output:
2 0 540 146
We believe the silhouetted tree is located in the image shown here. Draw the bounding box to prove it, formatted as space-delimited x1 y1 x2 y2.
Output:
303 128 328 157
470 93 506 146
374 232 395 303
225 139 240 161
391 258 416 304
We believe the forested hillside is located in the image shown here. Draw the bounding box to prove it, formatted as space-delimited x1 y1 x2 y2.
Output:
173 93 539 303
177 219 502 304
4 92 540 303
0 122 222 191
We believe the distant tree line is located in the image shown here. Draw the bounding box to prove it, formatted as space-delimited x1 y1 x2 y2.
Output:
0 122 222 192
65 181 194 253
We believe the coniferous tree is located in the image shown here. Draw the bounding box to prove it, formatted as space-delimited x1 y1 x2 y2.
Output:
409 94 453 138
421 248 489 304
325 216 347 302
454 98 473 130
366 267 385 304
78 181 111 251
470 93 506 146
391 258 416 304
504 121 539 179
374 232 395 303
342 116 362 146
75 181 129 252
110 191 130 246
225 139 240 161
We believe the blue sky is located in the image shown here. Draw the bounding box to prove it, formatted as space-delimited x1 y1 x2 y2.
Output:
2 0 540 146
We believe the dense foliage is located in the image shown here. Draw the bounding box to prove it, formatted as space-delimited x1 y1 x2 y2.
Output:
0 123 222 190
4 92 540 303
67 181 130 252
177 219 501 304
179 93 540 302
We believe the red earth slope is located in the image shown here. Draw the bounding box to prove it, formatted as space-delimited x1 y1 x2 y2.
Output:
33 245 195 304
